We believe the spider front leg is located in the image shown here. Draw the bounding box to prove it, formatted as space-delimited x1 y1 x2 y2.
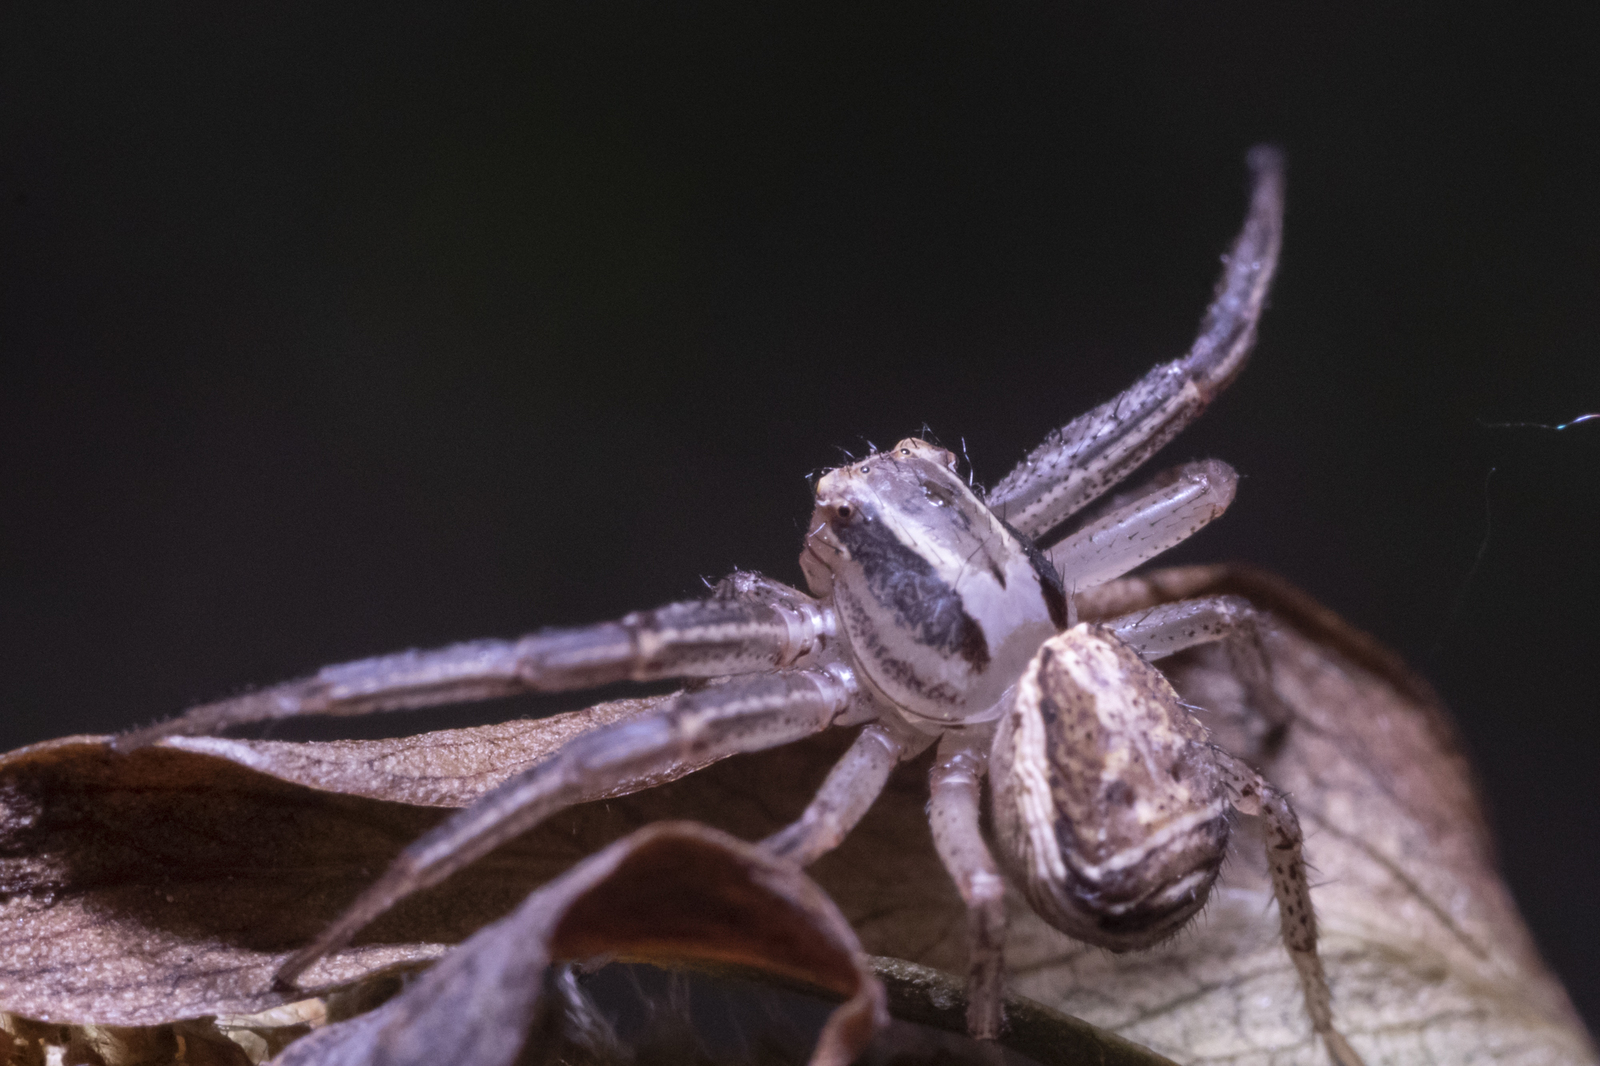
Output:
988 145 1284 541
1043 458 1238 594
927 730 1008 1040
1213 748 1367 1066
273 663 858 988
113 571 832 750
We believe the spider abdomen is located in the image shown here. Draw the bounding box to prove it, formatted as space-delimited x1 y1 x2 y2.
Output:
991 624 1232 950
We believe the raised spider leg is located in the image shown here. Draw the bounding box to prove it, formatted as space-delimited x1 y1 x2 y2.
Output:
1213 747 1367 1066
1104 594 1293 735
927 731 1008 1040
273 664 857 988
988 146 1284 541
113 572 831 751
762 722 932 867
1044 458 1237 594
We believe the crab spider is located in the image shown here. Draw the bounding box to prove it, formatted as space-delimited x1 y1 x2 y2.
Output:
117 147 1364 1066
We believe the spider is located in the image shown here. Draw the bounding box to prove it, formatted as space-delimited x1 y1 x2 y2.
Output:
116 147 1363 1066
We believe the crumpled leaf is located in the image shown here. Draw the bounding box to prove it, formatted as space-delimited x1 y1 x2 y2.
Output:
0 698 680 1025
0 566 1593 1064
271 821 885 1066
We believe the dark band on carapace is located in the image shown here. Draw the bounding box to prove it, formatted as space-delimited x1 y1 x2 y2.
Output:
832 509 991 670
1000 516 1069 630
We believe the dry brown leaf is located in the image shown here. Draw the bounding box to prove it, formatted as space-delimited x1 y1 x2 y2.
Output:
0 697 690 1027
0 566 1592 1064
271 821 884 1066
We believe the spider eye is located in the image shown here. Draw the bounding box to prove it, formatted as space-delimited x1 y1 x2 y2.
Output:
835 503 852 518
899 448 911 456
859 465 871 474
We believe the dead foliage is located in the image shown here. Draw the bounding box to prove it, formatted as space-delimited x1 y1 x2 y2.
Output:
0 567 1592 1065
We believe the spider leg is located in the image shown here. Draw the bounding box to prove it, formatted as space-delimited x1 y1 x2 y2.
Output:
988 146 1283 540
113 572 832 750
274 664 858 989
1103 594 1292 737
1213 748 1367 1066
1043 459 1237 589
927 731 1008 1040
762 722 932 866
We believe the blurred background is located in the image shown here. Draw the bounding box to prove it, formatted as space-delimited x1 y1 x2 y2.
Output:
3 2 1596 1036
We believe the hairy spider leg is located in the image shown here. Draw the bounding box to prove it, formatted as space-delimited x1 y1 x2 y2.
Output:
1213 747 1367 1066
114 574 834 750
273 664 857 988
988 146 1284 542
1043 458 1238 590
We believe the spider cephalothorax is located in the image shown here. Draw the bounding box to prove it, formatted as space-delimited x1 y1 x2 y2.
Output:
801 437 1067 726
116 148 1364 1066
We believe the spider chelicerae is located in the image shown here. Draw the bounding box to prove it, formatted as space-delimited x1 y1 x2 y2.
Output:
117 146 1363 1066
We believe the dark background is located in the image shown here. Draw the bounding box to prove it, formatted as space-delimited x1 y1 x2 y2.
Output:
3 2 1596 1037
